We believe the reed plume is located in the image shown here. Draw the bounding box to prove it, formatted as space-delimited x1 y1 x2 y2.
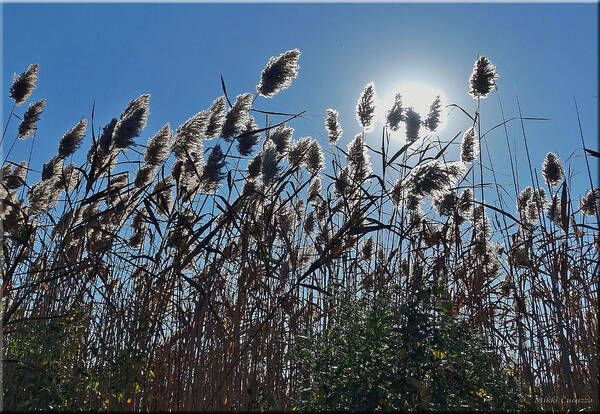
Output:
307 175 323 205
27 179 55 216
386 93 404 131
247 153 262 180
206 96 227 139
4 161 27 189
18 98 46 139
10 63 39 105
174 111 209 161
432 190 457 217
237 117 260 156
257 49 301 98
305 139 325 175
269 124 293 155
221 93 253 140
201 144 227 193
404 108 421 143
112 94 150 148
541 152 564 187
135 164 156 188
325 109 343 144
346 134 372 182
287 136 311 169
423 95 442 131
261 140 280 185
469 56 499 99
58 119 88 158
460 126 479 163
356 82 376 132
55 163 79 192
144 123 172 166
42 156 64 180
407 160 465 198
579 189 599 216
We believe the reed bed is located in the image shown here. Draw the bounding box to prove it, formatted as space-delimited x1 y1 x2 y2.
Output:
1 51 598 411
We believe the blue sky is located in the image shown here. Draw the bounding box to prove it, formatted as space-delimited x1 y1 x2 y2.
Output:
2 2 598 204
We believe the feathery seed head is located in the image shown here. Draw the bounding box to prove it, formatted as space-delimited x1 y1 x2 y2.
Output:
4 162 28 190
247 153 263 180
221 93 253 141
469 56 499 99
579 188 600 216
87 119 117 173
346 134 372 182
308 175 323 205
325 109 343 144
277 204 297 237
99 119 118 154
237 116 261 156
423 95 442 132
361 236 375 261
2 194 25 231
404 108 421 143
405 193 422 211
135 164 157 188
471 204 491 240
42 156 64 181
408 207 425 229
27 179 54 216
153 177 174 215
257 49 301 98
269 124 293 155
129 230 145 249
112 94 150 148
458 188 473 213
390 179 403 207
386 94 404 131
548 194 562 227
517 186 533 214
1 164 13 180
305 139 325 175
130 207 148 233
171 159 184 182
174 111 210 160
55 163 79 192
18 98 46 139
407 160 465 198
541 152 564 187
58 119 88 158
205 96 227 139
181 157 203 193
432 190 457 217
304 210 316 236
144 123 172 166
287 136 311 169
533 188 547 207
460 126 479 163
201 144 227 193
261 140 280 185
334 166 352 197
58 119 87 158
356 82 377 132
241 179 260 198
10 64 39 105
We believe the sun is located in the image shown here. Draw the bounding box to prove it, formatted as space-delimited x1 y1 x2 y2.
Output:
376 81 447 138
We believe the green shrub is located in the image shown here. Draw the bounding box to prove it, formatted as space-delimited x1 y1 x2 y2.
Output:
290 287 531 411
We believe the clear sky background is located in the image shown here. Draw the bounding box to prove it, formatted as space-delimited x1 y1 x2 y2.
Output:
2 2 598 206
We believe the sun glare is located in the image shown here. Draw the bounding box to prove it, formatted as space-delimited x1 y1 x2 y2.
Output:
376 81 447 138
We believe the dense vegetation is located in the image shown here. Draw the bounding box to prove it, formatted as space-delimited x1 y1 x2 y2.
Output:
1 50 598 411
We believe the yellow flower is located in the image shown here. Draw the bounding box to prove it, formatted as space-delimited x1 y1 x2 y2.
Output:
431 349 446 358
